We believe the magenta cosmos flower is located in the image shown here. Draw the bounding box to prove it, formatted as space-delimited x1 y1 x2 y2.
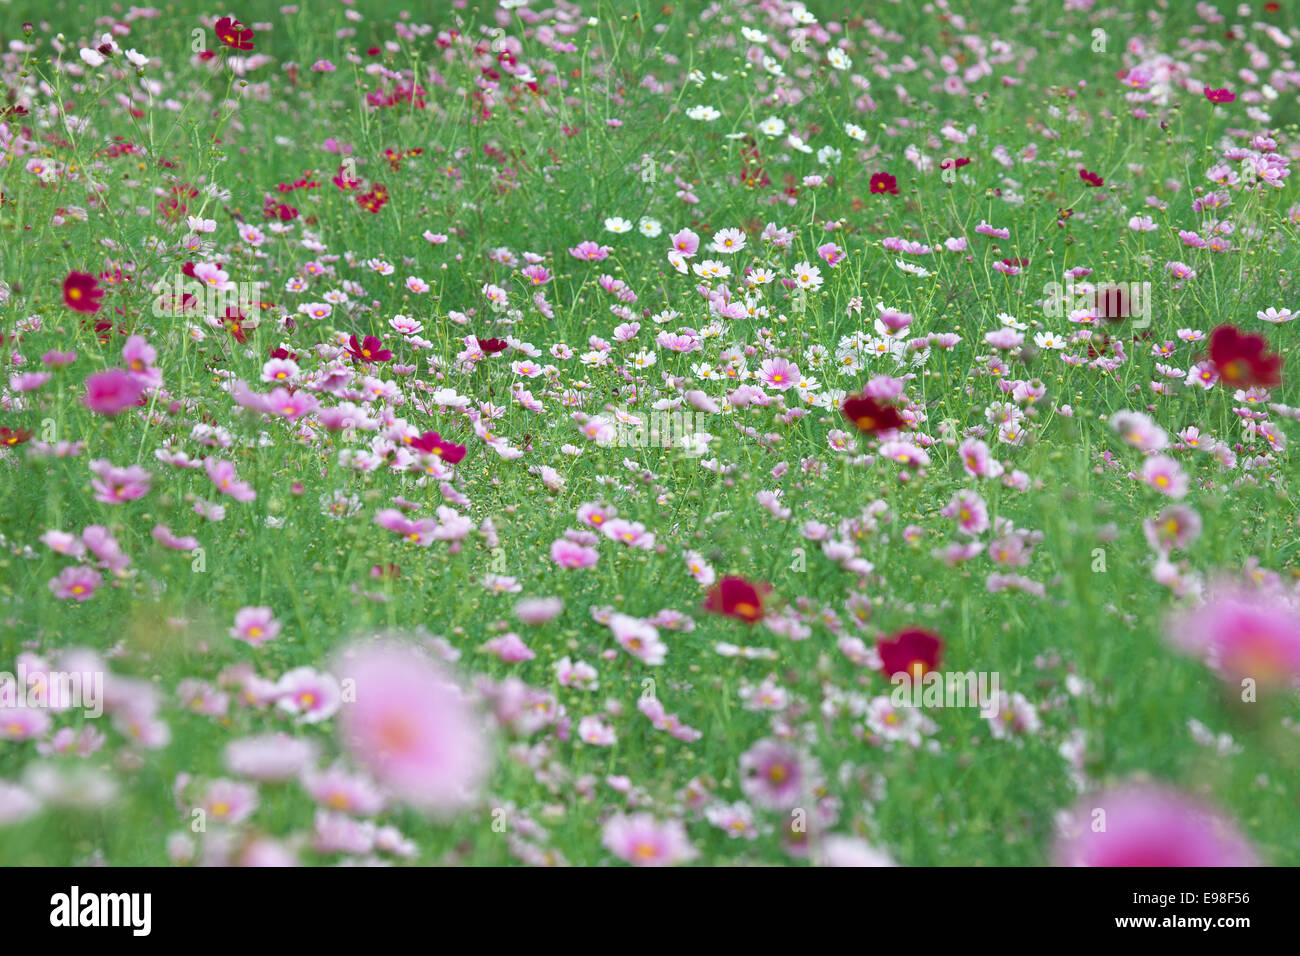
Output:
1055 784 1256 866
334 638 489 816
1165 579 1300 688
601 812 698 867
83 368 144 416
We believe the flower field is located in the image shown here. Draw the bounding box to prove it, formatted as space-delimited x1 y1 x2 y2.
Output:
0 0 1298 868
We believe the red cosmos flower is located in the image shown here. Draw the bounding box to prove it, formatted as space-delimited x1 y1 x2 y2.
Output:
869 172 899 195
63 272 104 313
332 163 359 190
356 188 388 213
223 308 249 344
939 157 971 170
214 16 255 52
410 431 466 464
877 628 945 681
1094 283 1134 321
1079 168 1104 187
476 337 508 354
704 576 771 624
346 334 392 364
0 426 33 446
270 346 297 362
1203 86 1236 104
1208 324 1282 389
842 394 905 434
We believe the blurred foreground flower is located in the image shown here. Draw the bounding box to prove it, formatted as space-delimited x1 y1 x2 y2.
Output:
334 637 489 817
1055 784 1256 866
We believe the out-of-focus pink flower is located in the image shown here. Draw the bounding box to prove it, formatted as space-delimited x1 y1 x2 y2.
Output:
1055 784 1256 866
334 638 489 816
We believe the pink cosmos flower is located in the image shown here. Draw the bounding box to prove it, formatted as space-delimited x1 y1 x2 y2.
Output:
568 240 613 261
941 490 990 536
265 386 320 421
817 836 898 867
0 705 52 741
1143 505 1202 554
739 738 811 810
958 437 1004 479
577 714 617 746
82 525 130 574
758 357 800 391
1055 784 1255 866
374 508 438 545
230 606 281 647
550 538 599 568
122 335 162 389
206 458 257 502
48 566 104 602
223 734 320 782
602 518 656 549
83 368 144 416
1140 454 1188 498
609 613 667 665
10 371 51 392
334 638 489 816
88 459 152 504
1165 579 1300 688
515 596 564 625
669 228 700 257
601 812 698 867
302 765 387 816
152 525 199 550
200 779 260 825
275 667 342 723
481 632 536 663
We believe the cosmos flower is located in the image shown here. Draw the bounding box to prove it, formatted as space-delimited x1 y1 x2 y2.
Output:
704 576 770 623
1207 324 1281 389
870 172 899 194
739 738 810 810
346 334 393 364
877 628 944 680
601 813 698 866
214 16 256 52
842 394 905 434
334 638 489 816
409 431 466 464
229 606 281 647
83 368 144 416
1165 579 1300 689
1055 784 1255 866
62 272 103 313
